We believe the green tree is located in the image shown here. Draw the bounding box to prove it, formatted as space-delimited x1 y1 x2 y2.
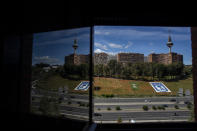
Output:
143 105 149 111
39 96 60 116
117 117 122 123
108 60 118 77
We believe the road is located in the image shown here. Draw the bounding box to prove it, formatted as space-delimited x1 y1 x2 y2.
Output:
31 91 193 122
93 110 191 121
94 96 193 103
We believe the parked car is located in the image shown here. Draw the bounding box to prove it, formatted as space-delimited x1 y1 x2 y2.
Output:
94 113 102 116
170 99 176 102
163 104 168 107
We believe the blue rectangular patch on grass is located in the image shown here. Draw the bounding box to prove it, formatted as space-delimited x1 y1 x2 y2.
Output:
74 81 90 91
149 82 171 92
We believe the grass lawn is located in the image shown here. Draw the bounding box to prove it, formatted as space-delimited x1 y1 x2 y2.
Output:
36 75 89 94
93 77 193 97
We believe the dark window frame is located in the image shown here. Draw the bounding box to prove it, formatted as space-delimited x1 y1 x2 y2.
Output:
9 15 197 129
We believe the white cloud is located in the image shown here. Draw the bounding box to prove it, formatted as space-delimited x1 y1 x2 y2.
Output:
94 48 106 53
95 42 108 50
95 27 190 41
150 50 155 53
34 56 59 64
94 48 119 56
125 41 133 49
95 31 110 35
108 43 123 48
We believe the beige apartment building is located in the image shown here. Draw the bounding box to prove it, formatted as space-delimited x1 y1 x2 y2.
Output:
117 53 144 64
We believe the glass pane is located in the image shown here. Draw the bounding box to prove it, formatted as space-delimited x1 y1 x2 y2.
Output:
93 26 194 123
31 27 90 121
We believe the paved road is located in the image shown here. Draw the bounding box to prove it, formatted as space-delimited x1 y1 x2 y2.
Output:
94 103 188 110
93 110 191 121
94 96 193 103
31 92 193 122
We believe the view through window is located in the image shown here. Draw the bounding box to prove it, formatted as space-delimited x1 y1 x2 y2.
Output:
30 26 194 124
31 27 90 121
93 26 194 123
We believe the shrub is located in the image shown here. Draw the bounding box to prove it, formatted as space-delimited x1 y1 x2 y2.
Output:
86 103 89 107
101 94 114 98
152 106 157 110
68 101 71 105
161 106 165 110
143 105 149 111
97 108 101 111
117 117 122 123
157 106 162 110
116 106 121 110
107 107 111 111
174 105 179 109
157 106 165 110
187 103 192 109
79 103 85 106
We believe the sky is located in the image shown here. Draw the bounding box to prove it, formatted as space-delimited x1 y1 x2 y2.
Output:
94 26 192 65
32 26 192 65
32 27 90 65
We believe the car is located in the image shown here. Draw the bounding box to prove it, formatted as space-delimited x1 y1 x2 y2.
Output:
184 101 192 105
94 113 102 116
130 119 135 123
163 104 168 107
174 112 178 116
170 99 176 102
70 96 75 98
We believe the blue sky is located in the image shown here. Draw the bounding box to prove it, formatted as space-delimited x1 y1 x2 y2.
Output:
94 26 192 65
32 27 90 65
32 26 192 65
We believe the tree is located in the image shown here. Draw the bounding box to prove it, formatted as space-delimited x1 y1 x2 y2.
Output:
156 64 166 80
117 117 122 123
143 105 149 111
150 63 157 80
174 105 179 109
116 106 121 110
79 64 89 78
39 96 60 116
35 63 50 68
152 105 157 110
122 66 131 79
183 65 192 77
108 60 117 77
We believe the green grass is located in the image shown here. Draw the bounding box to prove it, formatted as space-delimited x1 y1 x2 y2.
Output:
163 77 193 95
130 82 139 91
36 74 88 94
94 77 193 97
36 74 193 97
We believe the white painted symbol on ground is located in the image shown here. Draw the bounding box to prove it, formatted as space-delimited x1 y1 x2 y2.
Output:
75 81 90 91
149 82 171 92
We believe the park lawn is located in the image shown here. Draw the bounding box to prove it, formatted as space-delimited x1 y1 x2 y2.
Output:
163 77 193 96
37 75 89 94
93 77 193 97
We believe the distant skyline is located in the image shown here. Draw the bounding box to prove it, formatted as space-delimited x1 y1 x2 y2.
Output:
94 26 192 65
32 26 192 65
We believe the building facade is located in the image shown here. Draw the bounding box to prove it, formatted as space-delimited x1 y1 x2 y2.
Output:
64 38 89 65
148 52 183 64
148 33 183 64
94 53 108 65
65 54 89 65
117 53 144 64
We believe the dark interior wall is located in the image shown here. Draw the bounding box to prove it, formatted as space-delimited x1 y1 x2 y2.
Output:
191 27 197 121
1 2 197 130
